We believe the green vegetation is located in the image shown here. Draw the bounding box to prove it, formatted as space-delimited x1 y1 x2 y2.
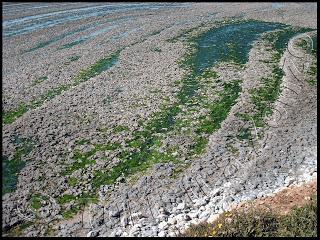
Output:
30 84 70 108
59 39 86 50
68 177 78 187
3 51 119 125
64 55 81 65
73 51 120 85
31 76 48 86
307 62 317 86
197 80 242 134
63 141 121 175
114 125 129 133
233 27 314 137
192 136 209 155
24 24 95 53
151 47 162 52
249 68 284 127
75 139 90 145
90 20 293 187
57 194 78 204
3 221 33 237
299 34 317 86
63 150 96 175
57 193 98 219
2 137 34 195
91 147 179 188
181 195 317 237
3 103 29 124
30 194 49 210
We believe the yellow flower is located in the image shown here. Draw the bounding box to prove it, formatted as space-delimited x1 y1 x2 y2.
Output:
225 213 232 217
218 223 223 229
212 230 217 235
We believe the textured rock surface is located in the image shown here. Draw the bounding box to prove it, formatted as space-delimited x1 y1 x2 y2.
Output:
2 2 317 237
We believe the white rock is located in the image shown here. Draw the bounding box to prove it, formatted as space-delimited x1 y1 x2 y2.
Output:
158 231 166 237
132 211 143 219
188 211 199 219
207 213 220 223
193 198 207 207
285 176 295 186
86 230 98 237
176 201 186 210
129 223 141 234
190 218 200 225
175 214 186 222
199 206 206 211
198 210 210 221
185 222 191 228
116 229 123 236
158 221 168 230
167 217 177 225
210 188 222 197
121 217 129 227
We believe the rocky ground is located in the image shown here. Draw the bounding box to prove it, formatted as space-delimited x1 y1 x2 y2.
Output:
2 2 317 237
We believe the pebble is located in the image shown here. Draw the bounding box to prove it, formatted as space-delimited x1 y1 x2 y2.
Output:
158 221 168 230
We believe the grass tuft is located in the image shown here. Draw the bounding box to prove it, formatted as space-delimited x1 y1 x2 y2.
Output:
181 195 317 237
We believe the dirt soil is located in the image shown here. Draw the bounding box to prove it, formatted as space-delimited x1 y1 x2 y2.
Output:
235 178 317 215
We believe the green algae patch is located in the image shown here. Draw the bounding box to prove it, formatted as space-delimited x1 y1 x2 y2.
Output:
75 139 90 145
57 193 98 219
24 24 95 53
114 125 129 133
196 80 242 134
68 177 78 187
59 39 87 50
73 51 120 85
3 221 34 237
192 136 209 155
2 137 34 195
89 20 299 188
64 55 81 65
307 63 317 86
31 76 48 86
92 149 179 187
63 141 121 175
31 84 70 108
3 103 29 124
63 149 96 175
3 51 119 125
246 27 313 128
57 194 78 204
30 194 49 210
